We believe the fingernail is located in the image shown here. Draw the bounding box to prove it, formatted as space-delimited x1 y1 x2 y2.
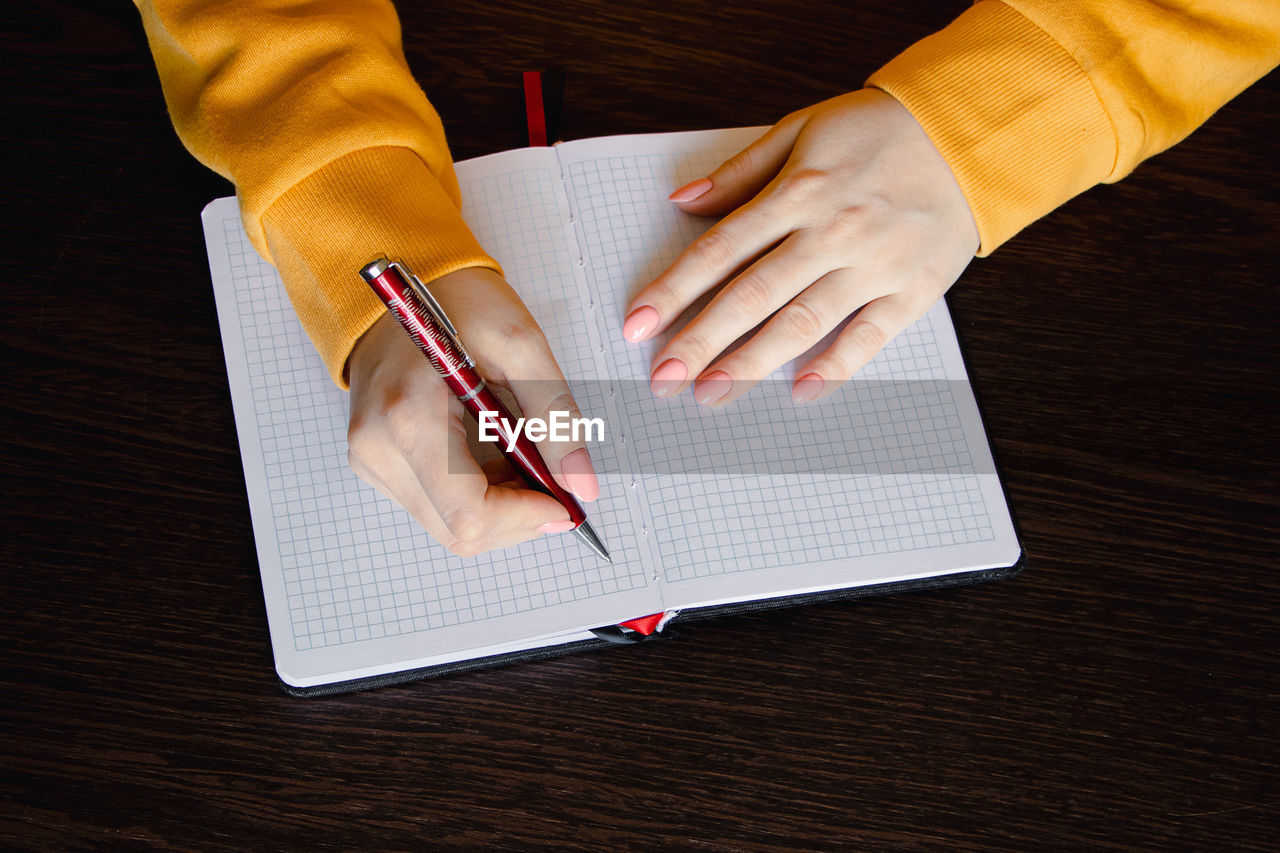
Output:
538 519 576 533
623 305 661 342
792 373 825 403
650 358 687 397
694 371 732 406
560 447 600 502
668 178 712 203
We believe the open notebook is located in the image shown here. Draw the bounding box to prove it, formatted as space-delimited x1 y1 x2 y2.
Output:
203 127 1022 695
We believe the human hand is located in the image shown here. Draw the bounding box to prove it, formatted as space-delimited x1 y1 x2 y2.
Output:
622 89 979 404
347 267 599 557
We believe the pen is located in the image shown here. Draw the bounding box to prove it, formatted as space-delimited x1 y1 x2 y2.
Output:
359 257 610 562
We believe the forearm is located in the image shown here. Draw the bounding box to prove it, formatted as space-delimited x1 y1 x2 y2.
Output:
135 0 499 385
868 0 1280 255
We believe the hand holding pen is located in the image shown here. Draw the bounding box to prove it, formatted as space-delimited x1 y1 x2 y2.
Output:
347 264 606 559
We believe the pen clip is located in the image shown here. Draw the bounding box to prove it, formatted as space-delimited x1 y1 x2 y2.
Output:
388 260 477 368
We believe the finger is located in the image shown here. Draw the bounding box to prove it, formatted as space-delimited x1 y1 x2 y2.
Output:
646 231 828 398
623 200 792 345
667 113 810 216
690 268 875 406
363 450 558 555
399 401 571 554
791 292 931 403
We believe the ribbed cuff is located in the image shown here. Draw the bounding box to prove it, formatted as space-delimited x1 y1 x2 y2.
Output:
867 0 1117 255
262 146 501 388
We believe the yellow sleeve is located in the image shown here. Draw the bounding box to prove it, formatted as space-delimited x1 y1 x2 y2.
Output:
134 0 500 387
868 0 1280 256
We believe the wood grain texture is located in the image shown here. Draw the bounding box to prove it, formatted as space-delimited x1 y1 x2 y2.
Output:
1 0 1276 849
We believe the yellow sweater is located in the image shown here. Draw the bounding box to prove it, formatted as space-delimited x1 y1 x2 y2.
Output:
136 0 1280 387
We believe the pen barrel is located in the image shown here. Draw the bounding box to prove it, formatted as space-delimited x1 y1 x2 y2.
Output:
464 385 587 528
363 266 477 394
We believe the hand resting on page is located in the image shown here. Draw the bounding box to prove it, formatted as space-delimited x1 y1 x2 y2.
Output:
622 89 979 405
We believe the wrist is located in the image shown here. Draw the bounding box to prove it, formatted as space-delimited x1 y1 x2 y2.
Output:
864 87 981 258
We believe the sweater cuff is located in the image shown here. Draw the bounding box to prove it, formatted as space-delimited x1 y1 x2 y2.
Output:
867 0 1117 255
262 146 500 388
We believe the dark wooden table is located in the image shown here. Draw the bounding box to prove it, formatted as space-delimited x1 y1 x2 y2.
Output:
3 1 1277 848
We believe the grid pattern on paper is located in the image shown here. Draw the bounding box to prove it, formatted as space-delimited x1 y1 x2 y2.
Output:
462 168 603 383
218 166 645 653
461 167 638 582
565 151 995 583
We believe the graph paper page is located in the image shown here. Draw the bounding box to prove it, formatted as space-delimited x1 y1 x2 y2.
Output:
202 146 660 689
555 129 1020 610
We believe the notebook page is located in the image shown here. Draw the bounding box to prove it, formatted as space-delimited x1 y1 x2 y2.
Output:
203 146 660 689
554 129 1020 609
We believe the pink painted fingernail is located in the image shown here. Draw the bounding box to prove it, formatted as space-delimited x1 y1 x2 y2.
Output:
560 447 600 502
695 371 733 406
792 373 825 403
668 178 713 203
538 519 576 533
650 358 687 397
623 305 661 342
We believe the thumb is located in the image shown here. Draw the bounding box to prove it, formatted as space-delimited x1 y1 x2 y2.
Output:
668 114 808 215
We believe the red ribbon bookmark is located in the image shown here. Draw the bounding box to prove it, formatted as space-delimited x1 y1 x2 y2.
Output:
619 612 664 636
523 71 548 147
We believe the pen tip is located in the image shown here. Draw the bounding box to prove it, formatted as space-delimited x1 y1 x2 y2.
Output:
572 520 611 562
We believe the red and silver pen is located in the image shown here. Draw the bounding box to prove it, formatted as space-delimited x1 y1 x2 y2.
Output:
360 257 610 562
